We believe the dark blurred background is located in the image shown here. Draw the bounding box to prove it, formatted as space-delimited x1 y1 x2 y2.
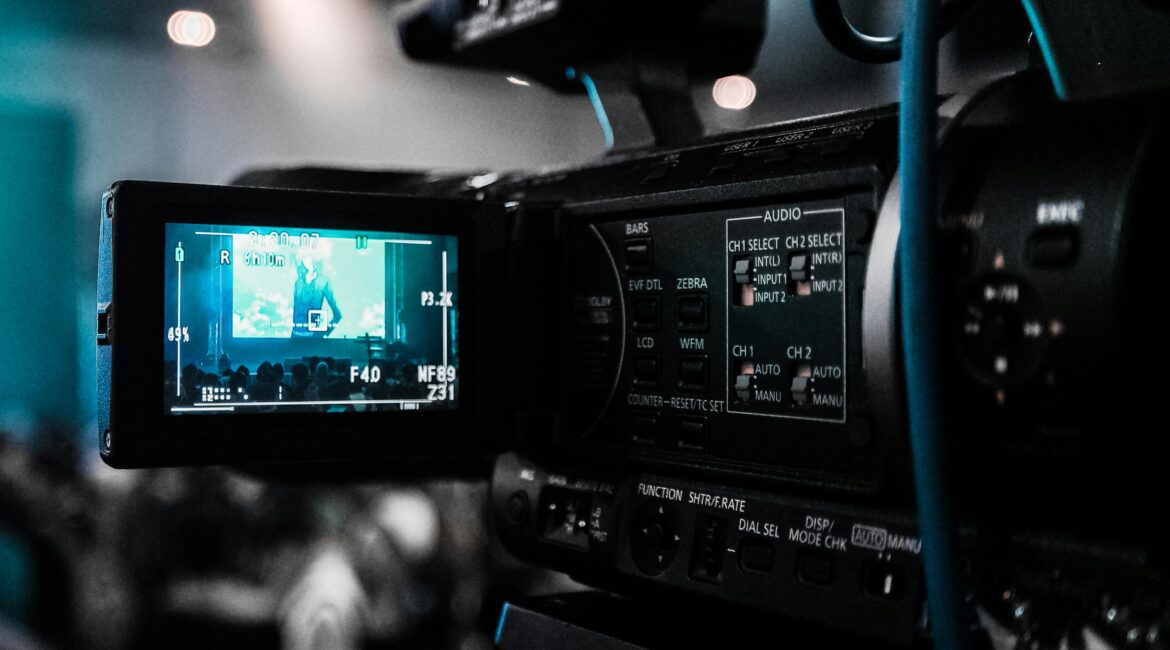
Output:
0 0 1025 647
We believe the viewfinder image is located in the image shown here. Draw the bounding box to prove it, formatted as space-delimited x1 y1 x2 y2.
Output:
163 223 458 414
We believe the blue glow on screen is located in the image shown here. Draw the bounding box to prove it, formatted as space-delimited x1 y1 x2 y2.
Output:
162 222 459 415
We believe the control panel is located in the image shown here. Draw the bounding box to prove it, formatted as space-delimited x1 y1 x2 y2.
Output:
493 452 1170 648
560 195 880 491
492 452 925 645
937 108 1147 444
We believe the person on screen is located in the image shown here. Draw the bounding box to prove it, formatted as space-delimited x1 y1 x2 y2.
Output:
292 256 343 338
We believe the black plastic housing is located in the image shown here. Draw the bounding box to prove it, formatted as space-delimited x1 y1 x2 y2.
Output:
97 181 512 469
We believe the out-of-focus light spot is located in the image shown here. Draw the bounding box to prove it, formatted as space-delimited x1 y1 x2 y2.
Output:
712 75 756 110
375 492 439 562
467 172 500 189
506 76 531 87
168 10 216 47
254 0 380 103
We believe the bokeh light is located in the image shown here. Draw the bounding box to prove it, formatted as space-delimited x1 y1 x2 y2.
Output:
712 75 757 110
167 10 216 48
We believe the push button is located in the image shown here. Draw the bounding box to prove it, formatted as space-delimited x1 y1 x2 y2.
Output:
817 137 853 157
709 153 740 174
677 294 708 331
629 414 659 444
97 302 113 345
640 162 673 184
505 491 530 525
633 355 660 387
760 146 793 165
1027 226 1078 268
739 538 775 575
632 296 660 331
678 355 708 392
624 238 652 274
677 417 706 449
796 549 835 586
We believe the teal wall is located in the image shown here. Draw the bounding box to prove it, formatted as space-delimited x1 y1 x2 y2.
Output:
0 103 77 428
0 529 31 623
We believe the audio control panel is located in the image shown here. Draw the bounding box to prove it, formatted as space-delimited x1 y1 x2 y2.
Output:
724 201 847 422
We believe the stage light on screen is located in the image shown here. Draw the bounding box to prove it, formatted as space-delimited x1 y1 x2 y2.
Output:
712 75 757 110
168 10 216 47
162 223 460 415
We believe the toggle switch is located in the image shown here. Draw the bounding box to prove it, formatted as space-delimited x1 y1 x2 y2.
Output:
733 257 755 306
789 251 812 296
790 363 812 406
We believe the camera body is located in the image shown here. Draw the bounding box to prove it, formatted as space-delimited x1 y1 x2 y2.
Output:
97 75 1166 643
483 79 1164 644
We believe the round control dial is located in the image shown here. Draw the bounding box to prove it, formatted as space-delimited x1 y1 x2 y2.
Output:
631 500 681 576
958 275 1048 387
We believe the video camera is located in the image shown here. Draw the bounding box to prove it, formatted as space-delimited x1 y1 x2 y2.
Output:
96 0 1170 646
